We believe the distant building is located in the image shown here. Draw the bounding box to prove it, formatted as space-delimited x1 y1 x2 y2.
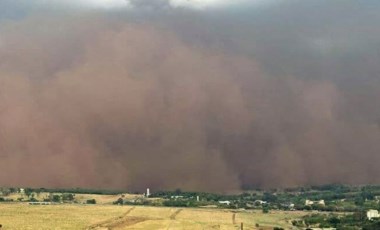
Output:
318 200 325 206
305 199 325 206
218 201 231 205
281 203 295 210
146 188 150 197
367 209 380 220
254 200 267 205
305 199 314 206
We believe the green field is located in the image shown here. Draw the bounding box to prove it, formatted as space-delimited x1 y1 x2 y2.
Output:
0 203 308 230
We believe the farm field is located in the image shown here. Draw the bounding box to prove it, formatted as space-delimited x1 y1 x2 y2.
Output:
5 193 143 205
0 203 308 230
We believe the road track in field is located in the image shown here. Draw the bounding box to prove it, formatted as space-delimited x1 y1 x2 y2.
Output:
86 206 138 230
169 209 183 220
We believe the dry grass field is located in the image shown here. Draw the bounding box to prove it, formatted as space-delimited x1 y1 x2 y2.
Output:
0 203 307 230
6 193 143 205
0 203 126 230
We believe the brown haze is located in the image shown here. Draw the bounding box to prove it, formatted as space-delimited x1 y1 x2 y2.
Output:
0 5 380 192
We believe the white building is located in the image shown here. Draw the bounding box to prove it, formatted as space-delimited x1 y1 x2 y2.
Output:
254 200 268 205
318 200 325 206
305 199 325 206
281 203 295 210
218 201 231 205
305 199 314 206
146 188 150 197
367 209 380 220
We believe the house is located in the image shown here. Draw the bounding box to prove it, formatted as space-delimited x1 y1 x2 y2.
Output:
305 199 314 206
254 200 267 205
305 199 325 206
281 202 295 210
218 201 231 205
318 200 325 206
367 209 380 220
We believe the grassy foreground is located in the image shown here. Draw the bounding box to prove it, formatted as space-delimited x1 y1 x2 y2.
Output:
0 203 308 230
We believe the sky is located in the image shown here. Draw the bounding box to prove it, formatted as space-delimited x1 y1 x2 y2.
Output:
0 0 379 192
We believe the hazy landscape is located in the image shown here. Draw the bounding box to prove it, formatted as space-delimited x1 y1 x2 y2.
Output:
1 185 380 229
1 0 380 229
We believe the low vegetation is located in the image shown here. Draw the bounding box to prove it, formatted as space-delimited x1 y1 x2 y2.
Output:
295 212 380 229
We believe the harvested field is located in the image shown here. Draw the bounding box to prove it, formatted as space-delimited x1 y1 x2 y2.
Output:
0 203 307 229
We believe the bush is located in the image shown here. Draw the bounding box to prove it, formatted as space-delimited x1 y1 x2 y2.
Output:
113 198 124 205
62 194 75 201
262 207 269 213
52 195 61 202
29 197 38 202
86 199 96 204
292 220 304 227
0 198 13 202
163 199 198 207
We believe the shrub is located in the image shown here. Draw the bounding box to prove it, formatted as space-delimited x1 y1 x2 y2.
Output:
29 197 38 202
62 194 75 201
113 198 124 205
86 199 96 204
262 207 269 213
52 195 61 202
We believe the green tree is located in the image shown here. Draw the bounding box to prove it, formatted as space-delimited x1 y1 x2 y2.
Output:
354 197 365 206
52 195 61 202
327 216 340 228
114 198 124 205
62 193 74 201
25 188 33 197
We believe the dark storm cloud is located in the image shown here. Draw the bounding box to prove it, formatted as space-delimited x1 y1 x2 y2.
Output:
0 0 379 192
